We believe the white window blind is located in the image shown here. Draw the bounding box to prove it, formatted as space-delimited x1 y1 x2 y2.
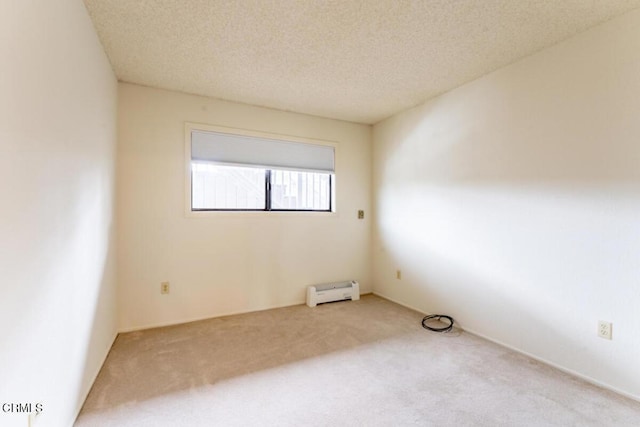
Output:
191 130 335 173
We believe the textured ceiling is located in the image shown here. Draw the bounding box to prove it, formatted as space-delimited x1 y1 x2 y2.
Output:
84 0 640 124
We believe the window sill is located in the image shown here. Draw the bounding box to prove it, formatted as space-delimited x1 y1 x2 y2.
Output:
184 209 339 218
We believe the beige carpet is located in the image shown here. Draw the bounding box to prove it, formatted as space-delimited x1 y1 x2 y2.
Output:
76 295 640 426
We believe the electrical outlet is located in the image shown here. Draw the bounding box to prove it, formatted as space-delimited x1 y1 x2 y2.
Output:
396 270 402 280
358 210 365 219
598 320 612 340
161 281 170 295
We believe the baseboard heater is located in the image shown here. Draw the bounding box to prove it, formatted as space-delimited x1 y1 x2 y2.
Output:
306 280 360 307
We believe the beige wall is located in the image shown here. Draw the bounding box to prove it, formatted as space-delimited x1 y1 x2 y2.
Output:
372 9 640 399
0 1 118 426
117 83 371 331
4 2 638 423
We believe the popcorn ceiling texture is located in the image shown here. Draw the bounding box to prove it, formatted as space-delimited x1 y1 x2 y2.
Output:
83 0 640 124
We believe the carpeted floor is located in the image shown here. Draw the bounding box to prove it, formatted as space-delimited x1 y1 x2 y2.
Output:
76 295 640 426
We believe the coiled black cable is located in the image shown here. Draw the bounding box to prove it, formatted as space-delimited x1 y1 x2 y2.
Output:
421 314 454 333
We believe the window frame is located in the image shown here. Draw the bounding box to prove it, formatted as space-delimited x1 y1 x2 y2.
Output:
185 122 337 217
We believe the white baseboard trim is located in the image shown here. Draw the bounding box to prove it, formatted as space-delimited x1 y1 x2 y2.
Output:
74 330 118 422
372 291 640 403
372 291 428 316
118 300 305 333
120 290 374 333
462 326 640 403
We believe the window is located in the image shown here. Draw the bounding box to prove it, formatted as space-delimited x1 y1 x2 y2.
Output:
270 169 331 211
192 163 266 210
188 126 335 212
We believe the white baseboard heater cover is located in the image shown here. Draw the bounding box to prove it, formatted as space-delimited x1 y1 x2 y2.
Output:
306 280 360 307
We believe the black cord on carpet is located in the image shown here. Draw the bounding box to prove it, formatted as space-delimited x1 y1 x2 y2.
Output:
421 314 454 333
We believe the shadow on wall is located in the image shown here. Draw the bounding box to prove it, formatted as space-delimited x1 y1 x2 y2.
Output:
379 202 638 385
376 74 640 187
372 45 640 397
74 226 118 418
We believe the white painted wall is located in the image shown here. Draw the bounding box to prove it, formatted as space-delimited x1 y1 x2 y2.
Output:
117 84 371 331
372 9 640 399
0 1 118 426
